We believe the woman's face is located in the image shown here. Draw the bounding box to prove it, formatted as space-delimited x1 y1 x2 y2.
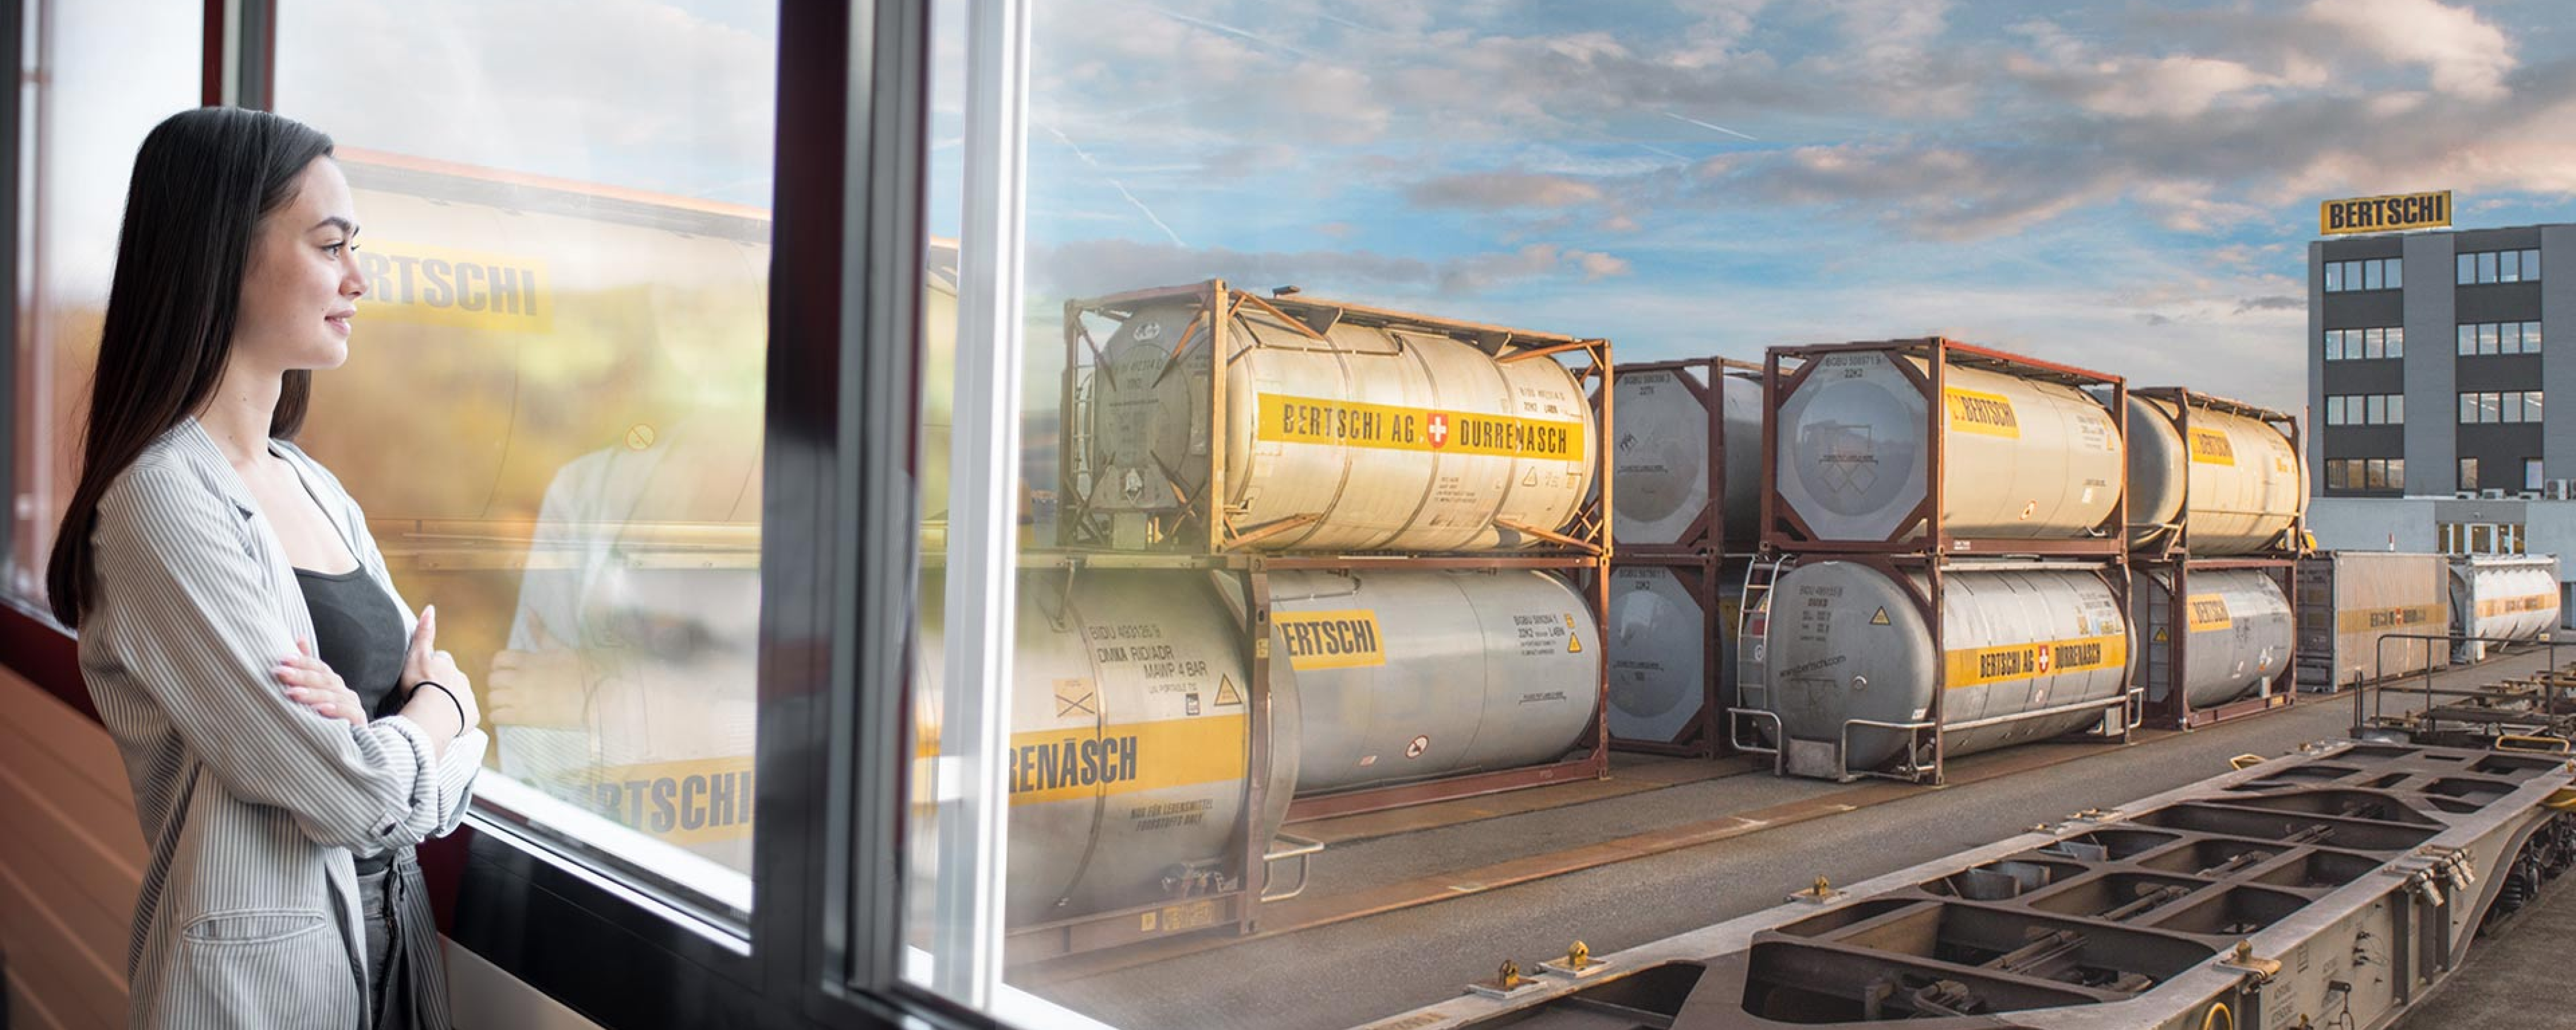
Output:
235 157 365 372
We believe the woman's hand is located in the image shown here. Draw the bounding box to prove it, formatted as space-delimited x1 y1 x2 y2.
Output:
277 639 366 728
400 606 483 736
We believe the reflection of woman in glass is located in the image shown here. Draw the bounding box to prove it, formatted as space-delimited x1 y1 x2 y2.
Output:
46 108 485 1029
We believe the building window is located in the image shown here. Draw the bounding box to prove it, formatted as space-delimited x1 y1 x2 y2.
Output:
2461 457 2480 491
2458 390 2544 424
2457 320 2541 356
268 0 784 917
2329 457 2403 492
2327 325 2402 360
2327 393 2403 425
2459 247 2542 285
2325 257 2403 294
2528 458 2546 491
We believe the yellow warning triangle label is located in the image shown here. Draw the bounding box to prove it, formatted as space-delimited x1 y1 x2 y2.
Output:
2154 627 2169 642
1869 607 1891 626
1568 635 1584 654
1214 676 1244 706
1523 468 1541 487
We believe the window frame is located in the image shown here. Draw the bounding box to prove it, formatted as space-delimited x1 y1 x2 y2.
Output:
0 2 1004 1028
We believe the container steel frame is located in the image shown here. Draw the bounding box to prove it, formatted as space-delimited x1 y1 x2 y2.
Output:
1597 553 1739 758
2126 388 2308 730
1732 339 2141 784
1603 354 1761 757
1611 355 1764 557
1057 279 1614 557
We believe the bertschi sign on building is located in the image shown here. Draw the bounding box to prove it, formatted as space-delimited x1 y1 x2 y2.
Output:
2320 190 2452 235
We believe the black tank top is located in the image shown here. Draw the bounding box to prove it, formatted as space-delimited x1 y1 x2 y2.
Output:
295 565 409 876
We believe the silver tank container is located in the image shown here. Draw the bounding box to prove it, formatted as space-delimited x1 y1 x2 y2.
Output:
1613 369 1763 548
1773 353 2123 543
2123 396 2304 553
1745 561 2131 772
2449 555 2562 661
1272 568 1601 794
1086 300 1596 551
1606 562 1745 746
2129 567 2293 709
2293 552 2451 690
915 570 1302 925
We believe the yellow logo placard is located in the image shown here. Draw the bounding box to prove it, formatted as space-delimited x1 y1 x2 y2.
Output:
2333 605 2444 633
1944 634 2127 689
355 239 553 333
1006 715 1246 806
2186 594 2232 632
1256 394 1585 461
1275 609 1388 670
565 756 756 845
1943 387 2020 438
2188 429 2235 466
2321 191 2451 236
2477 594 2557 618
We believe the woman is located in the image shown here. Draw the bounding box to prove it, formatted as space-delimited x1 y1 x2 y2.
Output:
47 107 486 1029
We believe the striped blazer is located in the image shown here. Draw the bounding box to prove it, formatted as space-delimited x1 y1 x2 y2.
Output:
76 418 485 1029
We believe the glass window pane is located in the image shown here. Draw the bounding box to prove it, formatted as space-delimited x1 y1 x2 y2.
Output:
273 2 781 902
2486 392 2504 422
2387 258 2402 289
2502 249 2521 282
2473 524 2493 551
2482 323 2500 354
2327 262 2344 292
2527 248 2541 280
2460 253 2477 285
2368 460 2389 490
2461 324 2476 355
2389 395 2405 424
2482 251 2500 283
2327 397 2345 424
2503 322 2522 353
2529 460 2547 491
2464 394 2480 423
2324 331 2340 360
2366 395 2387 424
2503 392 2523 423
2461 459 2480 491
2364 260 2384 290
2391 458 2405 491
2387 326 2403 357
2364 328 2384 359
2529 391 2545 422
2527 321 2543 351
10 0 207 603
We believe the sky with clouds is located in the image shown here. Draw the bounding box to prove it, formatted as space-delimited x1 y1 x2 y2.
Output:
920 0 2576 415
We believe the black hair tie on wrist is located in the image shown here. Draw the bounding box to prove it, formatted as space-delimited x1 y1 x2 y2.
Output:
410 680 468 739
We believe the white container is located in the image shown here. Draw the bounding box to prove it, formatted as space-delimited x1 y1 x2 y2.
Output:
1082 296 1597 551
1772 352 2123 545
2123 395 2304 554
2449 555 2561 661
1744 561 2131 775
2129 567 2294 710
1613 367 1763 549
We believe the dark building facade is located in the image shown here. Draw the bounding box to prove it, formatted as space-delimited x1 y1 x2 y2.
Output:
2309 222 2576 500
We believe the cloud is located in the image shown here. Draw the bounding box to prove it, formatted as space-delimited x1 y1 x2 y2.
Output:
1405 171 1606 209
2235 295 2303 313
2302 0 2514 100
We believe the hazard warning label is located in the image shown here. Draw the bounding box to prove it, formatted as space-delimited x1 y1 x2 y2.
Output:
1214 676 1244 706
1513 612 1580 657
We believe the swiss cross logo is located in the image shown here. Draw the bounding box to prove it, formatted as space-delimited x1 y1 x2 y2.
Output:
1427 412 1450 448
2034 646 2052 675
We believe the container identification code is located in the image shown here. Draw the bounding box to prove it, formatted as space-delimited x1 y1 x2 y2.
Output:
1258 394 1586 461
1944 634 2128 688
1942 387 2020 438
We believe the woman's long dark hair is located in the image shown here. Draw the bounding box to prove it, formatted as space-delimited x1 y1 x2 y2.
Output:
46 107 335 627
